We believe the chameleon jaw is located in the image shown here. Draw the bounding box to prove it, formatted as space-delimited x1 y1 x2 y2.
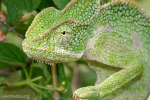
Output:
22 41 84 64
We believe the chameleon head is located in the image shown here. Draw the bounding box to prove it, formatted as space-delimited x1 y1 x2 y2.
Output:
22 0 101 63
22 8 90 63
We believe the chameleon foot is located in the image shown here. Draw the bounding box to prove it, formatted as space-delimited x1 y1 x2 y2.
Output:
73 86 100 100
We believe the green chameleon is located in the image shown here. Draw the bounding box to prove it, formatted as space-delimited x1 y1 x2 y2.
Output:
22 0 150 99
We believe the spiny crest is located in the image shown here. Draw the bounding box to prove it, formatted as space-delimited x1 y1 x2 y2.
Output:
102 0 150 20
61 0 101 25
99 0 150 30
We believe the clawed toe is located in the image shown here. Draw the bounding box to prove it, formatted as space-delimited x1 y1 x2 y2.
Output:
73 86 100 100
73 93 82 100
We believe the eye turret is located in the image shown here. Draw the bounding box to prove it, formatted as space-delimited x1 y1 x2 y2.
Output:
48 24 73 49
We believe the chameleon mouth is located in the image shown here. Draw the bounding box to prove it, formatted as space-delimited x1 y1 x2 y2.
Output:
22 41 84 63
22 41 55 63
22 42 54 52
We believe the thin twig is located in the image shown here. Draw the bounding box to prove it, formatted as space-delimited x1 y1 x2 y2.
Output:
72 63 81 92
0 20 25 39
51 63 61 100
101 0 105 5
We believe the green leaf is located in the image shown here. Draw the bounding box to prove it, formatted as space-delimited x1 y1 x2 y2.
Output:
79 63 97 86
0 71 20 97
0 62 13 70
32 63 52 83
57 63 66 86
43 65 51 84
3 0 41 25
53 0 70 9
42 91 53 100
0 77 5 85
57 63 72 100
38 0 57 11
31 0 41 11
0 42 27 66
0 71 36 100
59 84 72 100
0 86 36 100
21 63 50 85
5 70 21 84
103 0 111 3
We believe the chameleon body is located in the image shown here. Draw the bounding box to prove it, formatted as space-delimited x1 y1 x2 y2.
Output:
22 0 150 99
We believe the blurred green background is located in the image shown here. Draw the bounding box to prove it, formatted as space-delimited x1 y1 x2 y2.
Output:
1 0 150 90
0 0 150 99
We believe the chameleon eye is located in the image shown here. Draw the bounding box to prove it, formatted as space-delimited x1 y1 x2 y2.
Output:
62 31 67 35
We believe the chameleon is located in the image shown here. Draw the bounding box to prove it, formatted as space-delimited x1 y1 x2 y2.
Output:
22 0 150 99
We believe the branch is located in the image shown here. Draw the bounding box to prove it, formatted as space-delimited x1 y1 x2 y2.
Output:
72 63 81 92
51 63 61 100
0 20 25 39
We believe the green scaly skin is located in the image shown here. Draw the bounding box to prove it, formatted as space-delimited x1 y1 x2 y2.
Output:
22 0 150 99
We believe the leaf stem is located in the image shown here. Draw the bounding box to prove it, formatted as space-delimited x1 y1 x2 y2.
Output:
22 66 29 79
30 83 59 91
0 20 25 39
2 79 10 86
46 76 51 84
13 80 27 86
28 60 34 79
30 76 43 82
30 84 44 95
13 76 42 86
